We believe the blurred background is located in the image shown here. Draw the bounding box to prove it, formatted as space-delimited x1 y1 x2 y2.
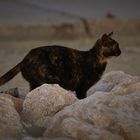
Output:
0 0 140 89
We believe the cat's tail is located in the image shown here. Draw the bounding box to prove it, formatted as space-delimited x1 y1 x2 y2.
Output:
0 62 23 86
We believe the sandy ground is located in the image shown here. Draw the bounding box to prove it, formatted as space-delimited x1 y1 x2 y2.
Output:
0 35 140 90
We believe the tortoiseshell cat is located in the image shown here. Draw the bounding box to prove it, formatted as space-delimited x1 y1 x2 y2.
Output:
0 32 121 99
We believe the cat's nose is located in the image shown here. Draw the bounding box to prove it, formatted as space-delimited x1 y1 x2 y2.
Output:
115 45 121 56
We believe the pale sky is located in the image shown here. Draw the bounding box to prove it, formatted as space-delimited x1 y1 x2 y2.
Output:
0 0 139 25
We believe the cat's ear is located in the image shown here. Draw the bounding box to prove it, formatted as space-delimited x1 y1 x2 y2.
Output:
101 33 108 42
108 32 113 36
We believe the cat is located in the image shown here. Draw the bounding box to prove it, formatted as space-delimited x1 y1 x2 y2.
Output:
0 32 121 99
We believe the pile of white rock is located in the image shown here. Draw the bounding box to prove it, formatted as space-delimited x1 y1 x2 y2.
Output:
0 71 140 140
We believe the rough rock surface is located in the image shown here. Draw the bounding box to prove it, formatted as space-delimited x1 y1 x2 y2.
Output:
44 71 140 140
0 94 24 139
21 84 78 128
0 71 140 140
0 87 28 99
1 94 23 113
87 71 140 96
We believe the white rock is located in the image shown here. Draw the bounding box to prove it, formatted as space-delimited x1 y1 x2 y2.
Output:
87 71 140 96
0 94 24 139
44 72 140 140
1 71 139 140
22 84 78 128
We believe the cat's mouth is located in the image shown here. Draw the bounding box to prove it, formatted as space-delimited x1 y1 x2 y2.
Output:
114 49 121 56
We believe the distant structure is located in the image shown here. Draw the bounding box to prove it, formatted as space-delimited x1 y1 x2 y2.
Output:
81 19 92 37
52 23 74 39
52 23 74 32
106 11 116 19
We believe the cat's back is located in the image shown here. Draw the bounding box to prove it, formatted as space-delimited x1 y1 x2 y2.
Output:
26 45 84 61
28 45 81 56
22 45 86 68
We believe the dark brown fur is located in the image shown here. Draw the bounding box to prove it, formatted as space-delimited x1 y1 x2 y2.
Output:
0 32 121 99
